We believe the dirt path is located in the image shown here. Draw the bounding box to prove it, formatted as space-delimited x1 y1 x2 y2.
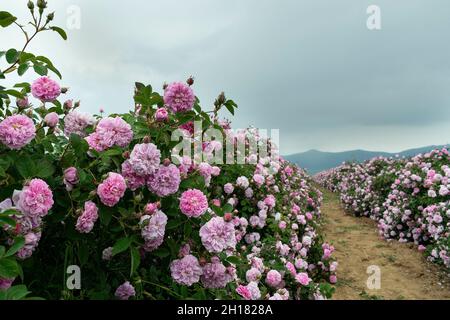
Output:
320 187 450 300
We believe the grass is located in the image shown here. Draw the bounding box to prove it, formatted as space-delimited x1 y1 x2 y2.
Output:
359 291 384 300
381 253 397 263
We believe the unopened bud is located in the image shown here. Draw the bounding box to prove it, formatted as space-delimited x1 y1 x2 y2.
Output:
143 136 151 143
60 87 69 94
186 76 194 86
37 0 47 9
46 12 54 22
217 92 226 105
16 97 29 109
74 100 81 108
27 1 34 10
199 257 207 266
122 151 130 159
162 82 168 90
224 212 233 222
63 99 73 111
163 158 171 166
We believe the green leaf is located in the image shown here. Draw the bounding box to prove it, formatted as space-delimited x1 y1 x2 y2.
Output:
130 246 140 276
17 63 29 76
78 243 89 266
152 247 170 258
0 12 17 28
33 63 48 76
98 207 112 226
35 56 62 79
225 103 234 115
0 246 5 258
0 258 20 278
50 26 68 40
14 82 31 89
5 49 18 64
70 133 89 156
226 256 241 265
4 237 24 258
6 285 31 300
15 156 36 179
19 52 35 63
0 216 17 227
0 89 24 99
112 237 132 256
35 159 55 178
222 203 233 213
183 222 192 238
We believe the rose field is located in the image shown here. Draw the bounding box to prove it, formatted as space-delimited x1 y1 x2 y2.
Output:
1 1 450 302
0 2 338 300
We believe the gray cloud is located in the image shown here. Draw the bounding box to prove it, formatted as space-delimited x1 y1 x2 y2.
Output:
3 0 450 154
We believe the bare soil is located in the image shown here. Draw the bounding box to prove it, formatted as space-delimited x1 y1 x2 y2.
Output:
320 188 450 300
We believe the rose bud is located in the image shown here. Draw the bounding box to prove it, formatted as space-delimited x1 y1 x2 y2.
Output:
44 112 59 128
224 212 233 222
155 108 168 122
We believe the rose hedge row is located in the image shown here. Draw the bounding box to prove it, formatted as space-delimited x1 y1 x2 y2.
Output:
315 149 450 270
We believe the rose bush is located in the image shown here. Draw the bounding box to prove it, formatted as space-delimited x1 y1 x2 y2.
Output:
316 148 450 270
0 2 336 300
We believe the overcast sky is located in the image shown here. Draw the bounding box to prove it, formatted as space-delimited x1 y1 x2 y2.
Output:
2 0 450 155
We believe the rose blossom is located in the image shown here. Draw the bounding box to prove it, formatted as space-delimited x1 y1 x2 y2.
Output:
246 268 262 282
0 278 14 290
121 160 146 191
64 111 95 137
224 183 234 194
115 281 136 300
164 82 195 113
140 211 167 252
170 254 203 286
147 164 181 197
86 117 133 151
129 143 161 176
31 76 61 102
155 108 169 121
63 167 79 191
201 256 232 288
199 217 236 253
44 112 59 128
295 272 311 286
97 172 127 207
102 247 113 261
265 270 282 288
0 115 36 150
179 189 208 218
75 201 99 233
17 179 53 217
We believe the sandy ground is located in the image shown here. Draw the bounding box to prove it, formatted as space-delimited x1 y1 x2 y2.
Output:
320 187 450 300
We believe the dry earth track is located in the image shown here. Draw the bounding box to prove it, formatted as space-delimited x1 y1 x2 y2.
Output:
320 187 450 300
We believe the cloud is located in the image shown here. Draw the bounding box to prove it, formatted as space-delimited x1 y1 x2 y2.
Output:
3 0 450 154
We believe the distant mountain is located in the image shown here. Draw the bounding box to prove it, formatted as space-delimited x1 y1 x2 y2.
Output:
284 145 448 175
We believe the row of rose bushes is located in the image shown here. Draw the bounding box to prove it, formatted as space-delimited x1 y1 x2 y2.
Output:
0 1 336 300
315 149 449 270
0 77 337 299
